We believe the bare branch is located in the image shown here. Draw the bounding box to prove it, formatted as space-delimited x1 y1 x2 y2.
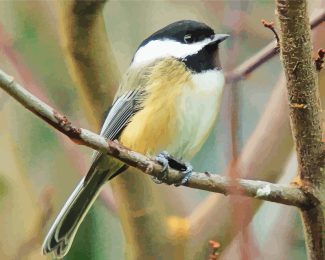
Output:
0 68 312 208
276 0 325 258
226 9 325 83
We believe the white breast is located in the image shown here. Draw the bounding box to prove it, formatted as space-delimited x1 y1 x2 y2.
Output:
168 70 225 159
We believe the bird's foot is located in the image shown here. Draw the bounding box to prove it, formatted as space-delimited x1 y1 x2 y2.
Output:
152 151 193 186
152 151 170 184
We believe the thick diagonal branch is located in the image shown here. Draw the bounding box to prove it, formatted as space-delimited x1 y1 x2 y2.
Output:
59 0 120 126
0 68 312 208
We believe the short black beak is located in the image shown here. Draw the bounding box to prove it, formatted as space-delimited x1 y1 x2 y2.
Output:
205 34 229 52
211 34 230 44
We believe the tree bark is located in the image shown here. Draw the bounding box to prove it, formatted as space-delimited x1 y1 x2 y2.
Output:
276 0 325 259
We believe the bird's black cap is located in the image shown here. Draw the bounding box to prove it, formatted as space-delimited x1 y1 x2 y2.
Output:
139 20 215 48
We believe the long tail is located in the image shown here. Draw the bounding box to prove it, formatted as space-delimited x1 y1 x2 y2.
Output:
42 168 111 258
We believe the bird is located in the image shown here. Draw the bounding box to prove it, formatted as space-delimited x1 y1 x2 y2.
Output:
42 20 229 258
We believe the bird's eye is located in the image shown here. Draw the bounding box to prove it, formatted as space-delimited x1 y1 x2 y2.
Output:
184 34 194 44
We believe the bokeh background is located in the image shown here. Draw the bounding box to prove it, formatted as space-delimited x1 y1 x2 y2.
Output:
0 0 324 259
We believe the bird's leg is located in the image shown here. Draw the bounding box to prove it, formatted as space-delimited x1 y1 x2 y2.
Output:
153 151 193 186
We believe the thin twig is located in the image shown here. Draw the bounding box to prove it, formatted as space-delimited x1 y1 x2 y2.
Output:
0 68 313 208
225 9 325 83
261 19 280 50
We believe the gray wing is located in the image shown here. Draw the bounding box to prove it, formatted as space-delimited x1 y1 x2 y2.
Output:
100 90 144 140
84 89 145 183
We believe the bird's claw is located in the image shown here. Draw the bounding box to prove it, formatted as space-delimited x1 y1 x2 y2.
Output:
152 151 170 184
174 163 193 187
152 151 193 186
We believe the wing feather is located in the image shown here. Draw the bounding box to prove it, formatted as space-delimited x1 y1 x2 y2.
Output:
101 89 143 139
84 89 145 183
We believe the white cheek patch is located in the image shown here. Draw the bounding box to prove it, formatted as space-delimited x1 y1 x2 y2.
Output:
132 38 213 66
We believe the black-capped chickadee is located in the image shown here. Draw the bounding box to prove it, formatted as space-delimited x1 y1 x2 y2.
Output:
42 20 229 258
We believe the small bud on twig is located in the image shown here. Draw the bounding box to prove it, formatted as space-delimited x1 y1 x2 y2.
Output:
208 240 221 260
261 19 280 51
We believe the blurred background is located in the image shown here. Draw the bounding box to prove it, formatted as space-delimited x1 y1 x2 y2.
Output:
0 0 324 259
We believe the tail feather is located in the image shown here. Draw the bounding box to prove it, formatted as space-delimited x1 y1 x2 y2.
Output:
42 170 108 259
